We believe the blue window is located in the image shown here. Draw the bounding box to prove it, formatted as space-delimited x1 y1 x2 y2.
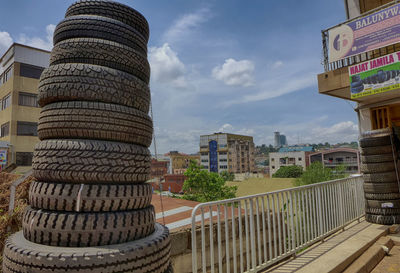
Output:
209 140 218 172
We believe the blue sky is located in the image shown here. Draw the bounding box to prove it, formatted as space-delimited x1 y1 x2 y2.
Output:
0 0 359 153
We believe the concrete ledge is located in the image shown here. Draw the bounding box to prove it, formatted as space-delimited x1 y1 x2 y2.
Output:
342 237 394 273
296 224 389 273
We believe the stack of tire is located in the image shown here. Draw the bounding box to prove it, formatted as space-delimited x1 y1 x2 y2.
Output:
360 128 400 225
2 1 172 272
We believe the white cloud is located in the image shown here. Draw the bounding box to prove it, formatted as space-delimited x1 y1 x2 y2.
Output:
272 60 283 69
163 8 210 43
218 123 233 132
212 58 255 87
310 121 359 143
0 31 13 56
17 24 55 51
149 43 186 87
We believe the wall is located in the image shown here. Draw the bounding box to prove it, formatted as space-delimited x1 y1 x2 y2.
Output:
269 151 306 177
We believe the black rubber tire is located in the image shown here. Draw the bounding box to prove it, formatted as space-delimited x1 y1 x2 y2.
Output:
359 135 391 148
164 264 174 273
50 38 150 83
365 213 400 225
38 101 153 146
366 199 400 208
365 207 400 215
65 0 149 42
363 171 398 183
360 145 392 156
22 206 155 247
38 63 150 112
3 224 170 273
361 162 395 173
54 15 147 55
32 139 150 184
364 182 400 193
365 192 400 200
360 153 394 163
29 181 152 212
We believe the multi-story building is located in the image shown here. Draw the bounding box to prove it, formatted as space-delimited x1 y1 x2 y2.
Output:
269 146 313 177
318 0 400 134
0 43 50 167
150 158 170 179
167 151 200 175
200 133 255 173
309 148 360 174
274 131 287 148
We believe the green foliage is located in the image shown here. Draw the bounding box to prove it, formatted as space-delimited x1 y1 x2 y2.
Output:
272 165 303 178
295 162 347 186
220 171 235 182
182 161 237 202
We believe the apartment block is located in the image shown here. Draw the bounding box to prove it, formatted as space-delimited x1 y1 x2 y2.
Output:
309 148 360 174
200 133 255 173
269 146 313 177
0 43 50 167
167 151 200 174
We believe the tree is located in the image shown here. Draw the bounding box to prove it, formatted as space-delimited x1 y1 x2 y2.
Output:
182 161 237 202
220 171 235 182
272 165 303 178
295 162 347 186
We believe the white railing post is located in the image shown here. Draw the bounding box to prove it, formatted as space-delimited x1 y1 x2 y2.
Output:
191 176 365 273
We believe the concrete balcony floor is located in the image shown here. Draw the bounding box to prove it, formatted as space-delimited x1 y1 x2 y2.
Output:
263 218 400 273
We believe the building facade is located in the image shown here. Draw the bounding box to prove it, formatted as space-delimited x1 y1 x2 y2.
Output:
200 133 255 173
309 148 360 174
167 151 200 175
269 146 313 177
0 43 50 167
318 0 400 134
150 158 170 179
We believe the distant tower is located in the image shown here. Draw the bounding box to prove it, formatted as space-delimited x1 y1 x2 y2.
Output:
280 134 287 146
274 132 281 148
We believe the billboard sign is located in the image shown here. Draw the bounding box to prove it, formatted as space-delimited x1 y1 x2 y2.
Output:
329 3 400 62
349 52 400 99
0 149 7 165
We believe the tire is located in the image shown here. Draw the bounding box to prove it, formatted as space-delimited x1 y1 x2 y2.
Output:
50 38 150 83
38 63 150 112
359 135 391 148
361 153 394 163
365 192 400 200
29 181 152 212
32 139 150 184
65 0 149 42
3 224 170 273
38 101 153 147
364 182 400 193
365 207 400 215
366 199 400 209
22 206 155 247
361 162 395 173
360 145 392 155
363 171 398 183
365 213 400 225
54 15 147 55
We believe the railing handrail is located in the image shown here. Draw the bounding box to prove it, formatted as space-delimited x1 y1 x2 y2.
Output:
191 175 365 273
190 176 359 213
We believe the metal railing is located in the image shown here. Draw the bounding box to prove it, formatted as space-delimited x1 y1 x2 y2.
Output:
191 176 364 273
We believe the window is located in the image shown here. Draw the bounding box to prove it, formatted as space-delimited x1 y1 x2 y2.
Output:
272 166 275 169
16 152 33 166
1 122 9 137
2 94 11 110
2 65 13 84
219 152 227 155
19 63 45 79
219 159 227 162
298 157 302 161
19 92 38 107
201 159 208 162
17 121 38 136
271 158 274 161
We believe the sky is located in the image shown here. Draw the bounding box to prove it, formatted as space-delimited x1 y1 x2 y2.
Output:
0 0 359 154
